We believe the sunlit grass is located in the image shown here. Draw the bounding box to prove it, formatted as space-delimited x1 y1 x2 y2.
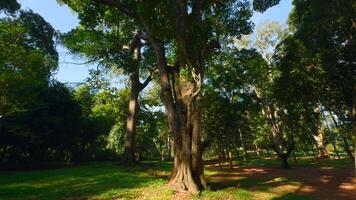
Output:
0 158 351 199
0 162 171 199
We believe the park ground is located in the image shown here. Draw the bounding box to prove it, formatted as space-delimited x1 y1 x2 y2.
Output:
0 158 355 200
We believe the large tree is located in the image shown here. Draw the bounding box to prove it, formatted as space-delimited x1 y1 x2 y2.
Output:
60 0 280 192
62 20 155 165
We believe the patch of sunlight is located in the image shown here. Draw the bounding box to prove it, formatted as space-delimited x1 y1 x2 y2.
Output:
242 168 268 174
320 166 334 170
95 188 141 199
204 169 220 176
339 181 356 190
267 182 314 197
251 191 277 200
197 188 254 200
235 188 253 200
140 185 174 200
264 177 288 184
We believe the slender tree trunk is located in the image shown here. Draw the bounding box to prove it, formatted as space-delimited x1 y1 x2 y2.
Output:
122 35 142 165
330 111 355 161
0 147 5 163
164 135 172 161
313 107 329 158
218 139 222 166
122 73 139 165
254 144 261 159
235 136 240 160
332 138 341 160
353 85 356 176
191 102 208 189
238 128 247 162
323 112 340 159
228 142 233 169
293 151 298 163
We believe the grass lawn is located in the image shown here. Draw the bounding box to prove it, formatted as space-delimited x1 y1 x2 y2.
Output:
0 158 354 200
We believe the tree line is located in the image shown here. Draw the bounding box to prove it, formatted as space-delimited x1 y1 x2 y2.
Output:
0 0 354 193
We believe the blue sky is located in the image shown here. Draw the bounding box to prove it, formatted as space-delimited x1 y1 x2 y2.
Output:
18 0 292 83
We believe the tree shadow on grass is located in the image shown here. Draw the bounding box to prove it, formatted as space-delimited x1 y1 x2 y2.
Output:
205 163 356 200
0 162 167 199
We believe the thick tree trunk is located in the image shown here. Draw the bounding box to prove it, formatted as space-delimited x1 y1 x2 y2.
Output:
191 102 208 189
281 155 290 169
149 40 205 193
312 130 329 159
254 87 294 167
270 116 293 168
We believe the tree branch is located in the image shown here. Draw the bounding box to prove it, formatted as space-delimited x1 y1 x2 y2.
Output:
139 75 152 92
93 0 138 19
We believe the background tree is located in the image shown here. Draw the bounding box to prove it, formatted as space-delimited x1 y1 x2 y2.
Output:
0 8 84 165
275 0 355 162
61 6 156 165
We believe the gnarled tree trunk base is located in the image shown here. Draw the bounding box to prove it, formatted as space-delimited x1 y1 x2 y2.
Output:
169 161 199 193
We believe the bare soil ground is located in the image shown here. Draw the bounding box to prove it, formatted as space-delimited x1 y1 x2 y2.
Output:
204 164 356 200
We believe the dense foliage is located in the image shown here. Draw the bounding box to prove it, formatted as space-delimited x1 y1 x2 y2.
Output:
0 0 354 190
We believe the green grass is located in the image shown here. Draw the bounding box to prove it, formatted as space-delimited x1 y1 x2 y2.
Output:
0 158 352 199
232 156 353 169
0 162 173 200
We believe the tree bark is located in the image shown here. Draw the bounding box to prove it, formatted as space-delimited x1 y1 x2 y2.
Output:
312 128 329 159
164 135 172 161
313 107 329 159
254 87 294 168
322 111 340 159
281 155 290 169
253 143 261 159
238 128 247 162
228 142 233 169
122 69 140 165
122 34 152 165
353 85 356 176
149 39 206 193
329 110 355 161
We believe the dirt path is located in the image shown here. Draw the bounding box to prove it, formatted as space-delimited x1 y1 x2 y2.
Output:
206 164 356 200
